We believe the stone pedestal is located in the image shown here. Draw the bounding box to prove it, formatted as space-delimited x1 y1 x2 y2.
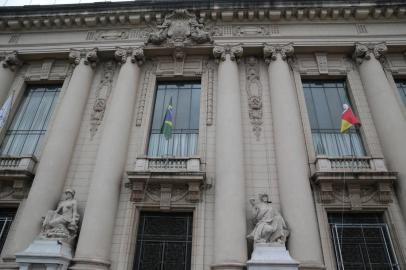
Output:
247 244 298 270
16 240 72 270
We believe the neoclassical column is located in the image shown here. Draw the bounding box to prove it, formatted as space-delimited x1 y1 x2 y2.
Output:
263 44 324 268
0 51 22 106
355 43 406 219
212 45 247 270
9 48 98 257
71 48 144 270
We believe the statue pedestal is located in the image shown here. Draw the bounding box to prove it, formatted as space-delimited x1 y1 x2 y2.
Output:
247 243 299 270
16 239 73 270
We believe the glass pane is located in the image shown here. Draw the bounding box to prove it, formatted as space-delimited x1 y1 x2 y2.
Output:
302 81 365 157
148 82 200 157
395 80 406 107
0 85 61 156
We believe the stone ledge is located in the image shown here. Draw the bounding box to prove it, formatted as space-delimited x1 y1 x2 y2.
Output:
0 156 37 199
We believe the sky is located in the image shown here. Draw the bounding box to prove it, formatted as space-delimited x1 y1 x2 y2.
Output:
0 0 128 6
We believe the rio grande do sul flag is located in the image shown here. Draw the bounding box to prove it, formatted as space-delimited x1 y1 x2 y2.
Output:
340 104 361 133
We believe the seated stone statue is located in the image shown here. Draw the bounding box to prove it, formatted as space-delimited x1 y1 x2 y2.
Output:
40 189 80 243
247 194 289 245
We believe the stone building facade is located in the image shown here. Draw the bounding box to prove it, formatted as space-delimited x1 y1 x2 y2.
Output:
0 0 405 269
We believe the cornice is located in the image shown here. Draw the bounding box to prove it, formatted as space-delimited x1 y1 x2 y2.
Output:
0 4 405 32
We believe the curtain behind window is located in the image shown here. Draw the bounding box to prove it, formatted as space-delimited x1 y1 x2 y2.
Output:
148 82 200 157
0 85 60 157
303 81 365 156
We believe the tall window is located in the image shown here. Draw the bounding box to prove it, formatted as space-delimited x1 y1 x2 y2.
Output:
133 212 193 270
395 80 406 107
0 85 60 157
0 208 15 254
303 81 365 156
148 82 200 157
329 213 399 270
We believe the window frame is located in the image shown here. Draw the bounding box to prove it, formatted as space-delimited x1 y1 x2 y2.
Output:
0 84 61 158
301 79 366 157
145 80 203 158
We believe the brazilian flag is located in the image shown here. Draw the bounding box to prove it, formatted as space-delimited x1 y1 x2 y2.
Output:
161 98 173 140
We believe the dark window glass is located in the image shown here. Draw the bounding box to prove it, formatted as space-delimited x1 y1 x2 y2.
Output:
0 208 15 254
148 82 200 157
395 80 406 107
329 213 399 270
0 85 61 157
302 81 365 156
133 212 193 270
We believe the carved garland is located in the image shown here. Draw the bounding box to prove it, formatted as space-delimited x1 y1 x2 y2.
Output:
245 57 263 140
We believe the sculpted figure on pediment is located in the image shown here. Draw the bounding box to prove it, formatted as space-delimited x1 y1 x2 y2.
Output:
147 9 212 46
247 194 289 245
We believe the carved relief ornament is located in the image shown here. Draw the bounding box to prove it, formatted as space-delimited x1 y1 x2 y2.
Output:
146 9 212 47
245 57 263 140
1 51 22 71
263 44 294 63
353 43 388 64
213 45 243 63
69 48 99 68
114 47 145 66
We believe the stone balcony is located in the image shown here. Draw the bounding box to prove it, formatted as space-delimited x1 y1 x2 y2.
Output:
0 156 37 199
126 157 205 210
311 156 397 208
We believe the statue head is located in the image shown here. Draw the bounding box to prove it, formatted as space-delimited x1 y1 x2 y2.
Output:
64 188 75 199
259 193 270 203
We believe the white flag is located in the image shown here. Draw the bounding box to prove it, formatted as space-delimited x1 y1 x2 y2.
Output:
0 94 13 129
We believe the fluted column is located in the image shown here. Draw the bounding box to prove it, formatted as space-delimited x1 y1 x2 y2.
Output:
355 43 406 219
9 49 98 256
212 45 247 270
71 48 144 270
264 44 324 268
0 51 21 106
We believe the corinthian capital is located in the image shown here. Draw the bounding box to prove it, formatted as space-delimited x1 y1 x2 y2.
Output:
353 43 387 64
263 44 294 63
115 47 145 66
69 48 99 68
213 45 243 64
1 51 22 71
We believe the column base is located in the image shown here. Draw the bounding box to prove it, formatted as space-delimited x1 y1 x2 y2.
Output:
69 257 110 270
211 262 246 270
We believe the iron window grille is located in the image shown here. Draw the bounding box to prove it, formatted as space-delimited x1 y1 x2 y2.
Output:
395 80 406 107
133 212 193 270
329 213 399 270
147 82 201 157
0 85 61 157
0 208 15 254
302 81 365 157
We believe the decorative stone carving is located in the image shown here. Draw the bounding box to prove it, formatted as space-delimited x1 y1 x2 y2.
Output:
1 51 22 71
146 9 212 46
353 42 388 64
95 30 129 40
247 194 289 245
245 57 263 140
68 48 99 68
263 44 294 63
39 189 80 244
206 61 215 126
136 62 155 126
90 61 115 138
213 45 243 63
114 47 145 66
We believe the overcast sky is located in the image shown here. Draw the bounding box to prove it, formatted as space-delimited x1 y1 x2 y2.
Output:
1 0 127 6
